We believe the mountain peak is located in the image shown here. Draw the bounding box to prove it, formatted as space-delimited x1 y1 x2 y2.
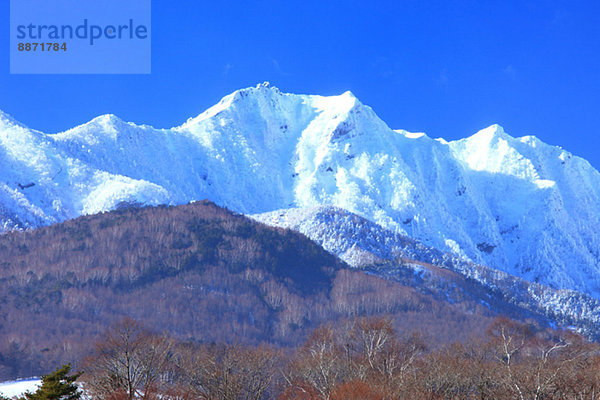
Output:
178 84 288 129
449 124 516 156
256 81 276 90
232 82 283 101
468 124 509 141
54 113 130 141
180 85 363 132
91 114 124 125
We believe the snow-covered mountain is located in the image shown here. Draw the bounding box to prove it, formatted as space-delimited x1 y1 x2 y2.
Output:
2 82 600 298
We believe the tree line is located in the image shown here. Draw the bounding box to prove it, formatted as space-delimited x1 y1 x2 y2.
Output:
8 316 598 400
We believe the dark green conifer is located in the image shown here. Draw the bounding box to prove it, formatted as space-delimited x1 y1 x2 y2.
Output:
22 364 81 400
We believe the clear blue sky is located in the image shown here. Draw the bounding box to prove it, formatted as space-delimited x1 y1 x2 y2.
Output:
1 1 600 166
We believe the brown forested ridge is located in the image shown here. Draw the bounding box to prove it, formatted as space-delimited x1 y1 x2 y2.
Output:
0 201 560 382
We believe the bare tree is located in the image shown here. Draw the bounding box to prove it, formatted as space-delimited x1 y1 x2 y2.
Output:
284 326 347 400
485 317 590 400
175 343 279 400
82 318 173 400
349 317 394 376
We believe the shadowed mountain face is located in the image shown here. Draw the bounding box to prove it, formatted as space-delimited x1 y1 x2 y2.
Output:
0 201 554 381
2 84 600 298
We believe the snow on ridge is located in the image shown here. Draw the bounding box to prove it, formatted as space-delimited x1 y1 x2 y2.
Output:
1 84 600 299
394 129 427 139
253 206 600 339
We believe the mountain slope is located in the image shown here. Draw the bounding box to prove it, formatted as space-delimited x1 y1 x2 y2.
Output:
1 83 600 297
253 206 600 339
0 201 524 381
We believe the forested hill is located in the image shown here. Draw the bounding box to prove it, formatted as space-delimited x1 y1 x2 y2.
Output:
0 201 537 380
0 200 341 295
0 201 339 378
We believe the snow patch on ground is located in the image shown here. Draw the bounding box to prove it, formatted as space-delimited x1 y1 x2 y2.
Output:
0 379 40 398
